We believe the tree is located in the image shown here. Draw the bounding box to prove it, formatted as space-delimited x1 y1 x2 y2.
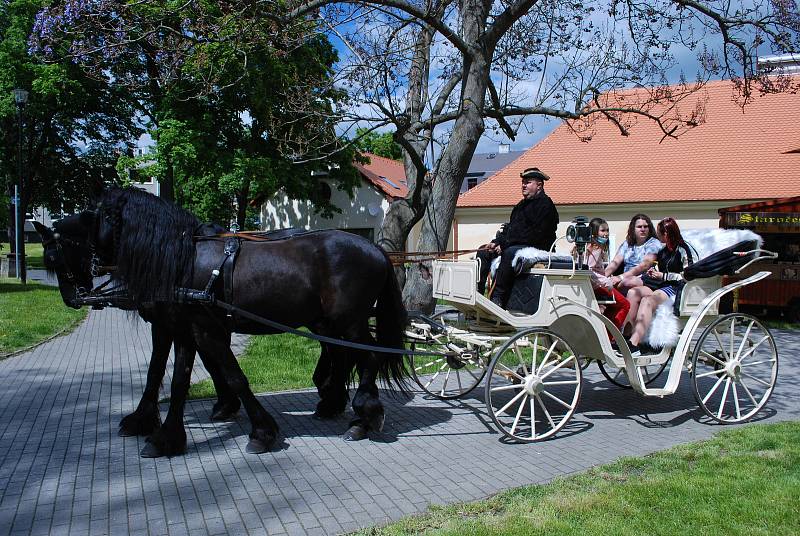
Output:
353 127 403 160
32 1 362 227
1 0 141 268
283 0 799 311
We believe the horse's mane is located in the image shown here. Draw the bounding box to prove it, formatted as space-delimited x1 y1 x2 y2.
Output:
100 187 200 303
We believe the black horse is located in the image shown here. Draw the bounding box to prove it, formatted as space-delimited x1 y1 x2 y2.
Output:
74 186 407 457
35 216 244 437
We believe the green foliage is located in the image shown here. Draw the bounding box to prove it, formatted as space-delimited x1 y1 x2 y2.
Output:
363 422 800 535
0 278 87 356
353 128 403 160
0 0 142 217
187 332 319 398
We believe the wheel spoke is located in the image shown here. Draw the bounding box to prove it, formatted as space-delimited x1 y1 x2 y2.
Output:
702 374 726 405
539 356 574 381
712 330 731 361
455 369 463 393
498 388 528 415
738 336 771 363
717 378 731 419
537 339 559 374
700 350 726 367
740 359 776 368
513 344 529 376
495 362 525 381
415 357 445 372
510 393 529 436
739 379 760 406
536 394 556 428
531 333 539 375
696 368 725 379
491 383 525 393
733 383 742 420
542 380 580 386
740 371 772 388
440 369 451 396
542 390 572 410
530 398 536 439
734 320 755 361
729 317 736 361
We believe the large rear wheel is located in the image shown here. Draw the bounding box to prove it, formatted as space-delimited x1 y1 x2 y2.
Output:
410 310 490 399
485 328 581 442
691 313 778 423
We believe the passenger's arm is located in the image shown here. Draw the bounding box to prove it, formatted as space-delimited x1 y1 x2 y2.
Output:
604 253 623 277
624 253 657 278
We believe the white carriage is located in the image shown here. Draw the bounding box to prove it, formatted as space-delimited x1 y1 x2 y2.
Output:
405 243 779 442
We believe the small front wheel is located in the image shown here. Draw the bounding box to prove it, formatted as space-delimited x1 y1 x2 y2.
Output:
485 328 581 442
691 313 778 423
410 310 489 399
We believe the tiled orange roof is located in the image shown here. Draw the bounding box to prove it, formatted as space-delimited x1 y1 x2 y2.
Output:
458 78 800 207
354 153 408 199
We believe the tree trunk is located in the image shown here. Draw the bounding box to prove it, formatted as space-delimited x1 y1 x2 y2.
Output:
402 50 490 312
236 182 250 230
160 157 175 202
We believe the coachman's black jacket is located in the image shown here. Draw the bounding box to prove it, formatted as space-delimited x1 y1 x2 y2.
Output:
494 192 559 252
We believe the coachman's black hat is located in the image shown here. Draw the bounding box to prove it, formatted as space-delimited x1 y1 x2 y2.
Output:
520 167 550 181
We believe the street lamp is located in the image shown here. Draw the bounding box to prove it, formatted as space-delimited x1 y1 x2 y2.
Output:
13 88 28 284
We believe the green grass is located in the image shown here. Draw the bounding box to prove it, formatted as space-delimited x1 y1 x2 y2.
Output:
362 421 800 535
0 277 87 356
1 242 44 269
187 332 320 399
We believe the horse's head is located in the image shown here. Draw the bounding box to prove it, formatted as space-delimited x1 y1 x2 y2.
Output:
33 214 95 309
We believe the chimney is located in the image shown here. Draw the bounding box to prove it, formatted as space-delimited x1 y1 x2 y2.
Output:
758 54 800 75
498 143 510 154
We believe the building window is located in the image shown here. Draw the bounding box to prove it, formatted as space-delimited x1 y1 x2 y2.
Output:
467 178 478 190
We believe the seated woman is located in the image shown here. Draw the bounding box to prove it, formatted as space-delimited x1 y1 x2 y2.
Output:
627 217 695 349
582 218 630 332
604 213 662 335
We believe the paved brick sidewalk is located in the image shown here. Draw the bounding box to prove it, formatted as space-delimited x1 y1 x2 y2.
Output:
0 308 797 536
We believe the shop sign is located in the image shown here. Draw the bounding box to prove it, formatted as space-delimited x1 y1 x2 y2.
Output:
726 212 800 229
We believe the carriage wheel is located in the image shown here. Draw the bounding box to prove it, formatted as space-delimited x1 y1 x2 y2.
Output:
410 310 489 399
691 313 778 423
598 357 669 389
485 328 581 442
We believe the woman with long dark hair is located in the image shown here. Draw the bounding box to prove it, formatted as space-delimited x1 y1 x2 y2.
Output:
628 217 695 349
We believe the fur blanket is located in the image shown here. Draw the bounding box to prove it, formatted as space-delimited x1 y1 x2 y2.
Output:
489 247 573 276
682 228 763 261
645 228 762 348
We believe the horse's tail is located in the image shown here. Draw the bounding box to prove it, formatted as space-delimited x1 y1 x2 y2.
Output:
374 251 410 393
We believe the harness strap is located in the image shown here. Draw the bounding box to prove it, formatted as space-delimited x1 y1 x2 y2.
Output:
213 299 446 357
222 237 241 319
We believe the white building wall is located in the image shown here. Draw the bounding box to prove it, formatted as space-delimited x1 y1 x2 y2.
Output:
259 179 390 240
454 199 763 257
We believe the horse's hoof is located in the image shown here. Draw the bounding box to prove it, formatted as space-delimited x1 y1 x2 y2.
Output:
140 442 165 458
210 408 239 422
246 430 275 453
343 423 369 441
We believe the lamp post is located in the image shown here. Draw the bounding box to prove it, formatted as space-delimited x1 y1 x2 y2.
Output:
13 88 28 284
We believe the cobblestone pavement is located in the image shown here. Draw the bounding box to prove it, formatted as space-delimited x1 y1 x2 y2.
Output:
0 306 797 536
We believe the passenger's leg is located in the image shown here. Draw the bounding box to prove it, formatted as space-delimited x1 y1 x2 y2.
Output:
628 291 668 347
621 286 653 336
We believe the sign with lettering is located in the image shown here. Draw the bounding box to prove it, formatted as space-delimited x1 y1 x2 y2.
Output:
725 212 800 230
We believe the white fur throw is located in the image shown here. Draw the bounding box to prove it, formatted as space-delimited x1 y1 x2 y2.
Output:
489 248 573 276
682 228 763 261
644 302 681 349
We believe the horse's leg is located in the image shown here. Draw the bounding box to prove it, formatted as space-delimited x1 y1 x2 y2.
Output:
312 342 352 420
198 331 241 421
343 324 384 442
191 325 279 454
118 323 170 436
139 324 196 458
